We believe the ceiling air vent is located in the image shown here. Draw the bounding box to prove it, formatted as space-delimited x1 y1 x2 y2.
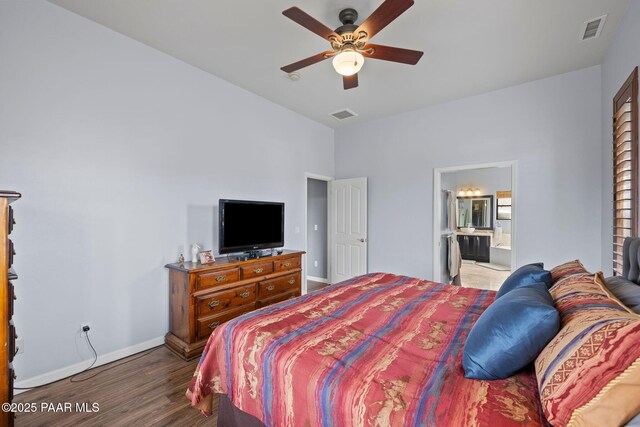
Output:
330 109 358 120
580 14 607 41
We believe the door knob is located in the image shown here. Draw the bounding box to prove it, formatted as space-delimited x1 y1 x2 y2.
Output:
358 238 367 243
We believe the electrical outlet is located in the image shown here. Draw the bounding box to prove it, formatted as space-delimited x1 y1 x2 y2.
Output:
15 337 24 354
80 323 91 333
314 224 318 231
314 260 318 267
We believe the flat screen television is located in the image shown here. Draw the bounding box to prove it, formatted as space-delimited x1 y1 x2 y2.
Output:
218 199 284 254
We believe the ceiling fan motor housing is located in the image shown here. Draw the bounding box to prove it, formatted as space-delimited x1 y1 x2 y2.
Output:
336 8 359 35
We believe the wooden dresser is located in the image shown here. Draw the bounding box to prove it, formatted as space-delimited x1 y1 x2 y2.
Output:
1 191 20 427
165 250 304 360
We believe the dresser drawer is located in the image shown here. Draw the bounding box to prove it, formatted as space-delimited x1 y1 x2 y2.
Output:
241 261 274 279
197 284 256 317
196 305 254 341
8 239 14 268
197 268 240 290
257 290 300 308
259 273 300 298
8 365 14 402
8 322 15 363
8 205 14 234
8 281 15 318
274 256 300 272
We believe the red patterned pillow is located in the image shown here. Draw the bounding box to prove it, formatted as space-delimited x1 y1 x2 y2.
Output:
535 272 640 426
548 259 587 284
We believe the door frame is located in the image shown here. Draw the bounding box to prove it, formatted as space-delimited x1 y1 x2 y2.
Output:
432 160 518 283
304 173 334 294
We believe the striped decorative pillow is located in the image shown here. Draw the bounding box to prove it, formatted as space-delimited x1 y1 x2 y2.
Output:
535 272 640 426
548 259 587 284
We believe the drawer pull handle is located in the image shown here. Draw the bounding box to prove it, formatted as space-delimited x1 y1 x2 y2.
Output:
208 321 220 329
239 291 251 298
208 300 220 308
283 262 292 268
288 279 295 285
266 285 275 291
215 275 227 282
254 268 264 274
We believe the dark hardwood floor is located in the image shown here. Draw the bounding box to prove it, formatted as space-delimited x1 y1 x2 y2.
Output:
14 284 332 426
13 346 217 426
307 279 330 292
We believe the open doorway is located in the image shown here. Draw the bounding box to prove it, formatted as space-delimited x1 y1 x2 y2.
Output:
433 161 517 291
305 174 332 294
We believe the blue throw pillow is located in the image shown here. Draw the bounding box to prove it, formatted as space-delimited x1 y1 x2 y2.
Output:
463 283 560 380
496 262 551 298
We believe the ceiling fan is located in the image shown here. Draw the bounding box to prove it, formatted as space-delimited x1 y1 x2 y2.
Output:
280 0 424 90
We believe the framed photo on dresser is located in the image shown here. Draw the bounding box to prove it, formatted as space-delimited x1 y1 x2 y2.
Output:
198 250 215 264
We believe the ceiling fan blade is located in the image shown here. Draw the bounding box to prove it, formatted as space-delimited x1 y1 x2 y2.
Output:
343 73 359 90
283 7 341 42
281 52 332 73
363 44 423 65
355 0 414 41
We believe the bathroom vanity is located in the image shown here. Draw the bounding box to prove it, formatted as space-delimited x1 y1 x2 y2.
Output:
457 232 491 262
455 193 511 266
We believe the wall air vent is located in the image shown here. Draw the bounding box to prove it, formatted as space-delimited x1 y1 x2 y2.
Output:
580 14 607 41
330 109 358 120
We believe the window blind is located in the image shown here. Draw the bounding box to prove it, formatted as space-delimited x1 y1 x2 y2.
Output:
613 67 638 275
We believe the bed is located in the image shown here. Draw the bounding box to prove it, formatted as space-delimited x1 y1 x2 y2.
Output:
186 272 546 426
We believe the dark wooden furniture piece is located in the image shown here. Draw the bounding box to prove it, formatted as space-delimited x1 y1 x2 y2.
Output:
165 250 304 360
457 234 490 263
1 191 20 427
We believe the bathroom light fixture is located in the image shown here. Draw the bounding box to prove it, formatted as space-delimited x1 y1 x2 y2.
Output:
458 188 482 196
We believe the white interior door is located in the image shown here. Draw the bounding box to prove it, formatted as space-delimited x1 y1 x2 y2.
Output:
329 177 367 284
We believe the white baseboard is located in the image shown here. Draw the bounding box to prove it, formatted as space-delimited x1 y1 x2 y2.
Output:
307 275 329 284
14 336 165 394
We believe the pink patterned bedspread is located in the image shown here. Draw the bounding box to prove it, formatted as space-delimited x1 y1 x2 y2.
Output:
187 273 545 426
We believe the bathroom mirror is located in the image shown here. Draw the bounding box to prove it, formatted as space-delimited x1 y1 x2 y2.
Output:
457 195 494 229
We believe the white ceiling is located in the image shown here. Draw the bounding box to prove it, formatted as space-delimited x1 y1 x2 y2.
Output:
49 0 629 128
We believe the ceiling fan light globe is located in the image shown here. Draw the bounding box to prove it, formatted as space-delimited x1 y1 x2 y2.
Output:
332 50 364 76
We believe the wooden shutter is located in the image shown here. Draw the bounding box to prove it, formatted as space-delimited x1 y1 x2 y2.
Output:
613 67 638 275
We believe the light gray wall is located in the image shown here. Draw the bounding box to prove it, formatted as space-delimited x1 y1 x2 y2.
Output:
306 179 328 279
336 66 602 279
0 1 334 382
445 167 512 233
601 0 640 276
